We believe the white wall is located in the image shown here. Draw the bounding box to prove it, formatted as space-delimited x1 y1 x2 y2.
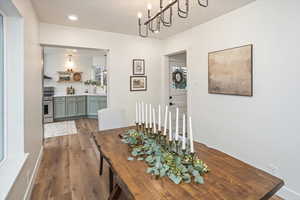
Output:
40 23 163 125
6 0 43 199
44 53 100 95
163 0 300 198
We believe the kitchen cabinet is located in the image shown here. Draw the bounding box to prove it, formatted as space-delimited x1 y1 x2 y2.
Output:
54 97 66 119
76 96 86 116
54 95 106 121
87 96 107 116
66 96 77 117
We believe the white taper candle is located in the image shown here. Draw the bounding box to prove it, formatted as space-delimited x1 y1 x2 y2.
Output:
142 102 144 124
182 114 186 150
189 116 194 153
163 106 168 135
135 102 138 123
145 104 148 128
153 108 156 133
169 111 172 141
158 105 161 131
175 107 179 141
138 102 141 125
149 104 152 128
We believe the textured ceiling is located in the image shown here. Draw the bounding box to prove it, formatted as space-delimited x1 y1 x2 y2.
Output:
32 0 255 39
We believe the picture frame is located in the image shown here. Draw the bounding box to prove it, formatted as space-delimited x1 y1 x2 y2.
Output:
133 59 145 75
130 76 147 91
208 44 253 96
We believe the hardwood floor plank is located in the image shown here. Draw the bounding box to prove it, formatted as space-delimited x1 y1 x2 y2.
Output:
31 119 108 200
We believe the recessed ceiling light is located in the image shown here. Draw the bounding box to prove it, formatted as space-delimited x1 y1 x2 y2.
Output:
68 15 78 21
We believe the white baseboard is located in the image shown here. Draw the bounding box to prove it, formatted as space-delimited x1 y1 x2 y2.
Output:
23 146 43 200
278 186 300 200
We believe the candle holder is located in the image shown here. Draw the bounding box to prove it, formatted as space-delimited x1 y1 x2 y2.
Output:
190 152 196 164
162 135 167 149
174 140 179 154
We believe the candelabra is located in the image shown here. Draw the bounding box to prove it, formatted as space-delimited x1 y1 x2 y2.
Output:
137 0 208 37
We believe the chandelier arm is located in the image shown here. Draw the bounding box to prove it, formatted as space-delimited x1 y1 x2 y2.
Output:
178 10 188 18
160 7 173 27
198 0 208 7
177 0 189 18
148 20 160 33
138 19 149 38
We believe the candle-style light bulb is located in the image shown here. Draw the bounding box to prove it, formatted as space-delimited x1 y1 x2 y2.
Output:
137 12 142 18
169 111 172 141
147 3 152 10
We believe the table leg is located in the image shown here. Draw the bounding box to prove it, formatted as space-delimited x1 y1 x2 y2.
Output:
108 184 122 200
99 154 104 176
109 167 114 193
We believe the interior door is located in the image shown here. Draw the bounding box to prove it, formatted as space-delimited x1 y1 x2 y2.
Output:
169 55 187 134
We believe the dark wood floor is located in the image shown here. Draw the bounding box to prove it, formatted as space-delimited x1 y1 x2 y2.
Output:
30 118 283 200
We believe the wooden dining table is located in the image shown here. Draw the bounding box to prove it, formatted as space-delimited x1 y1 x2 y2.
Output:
93 126 284 200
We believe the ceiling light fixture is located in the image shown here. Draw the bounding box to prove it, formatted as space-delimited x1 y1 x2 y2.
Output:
68 15 78 21
137 0 208 37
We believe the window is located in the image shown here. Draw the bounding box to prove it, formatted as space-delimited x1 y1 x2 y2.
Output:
0 14 4 162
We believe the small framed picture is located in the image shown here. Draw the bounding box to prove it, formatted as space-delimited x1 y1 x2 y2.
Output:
133 59 145 75
130 76 147 91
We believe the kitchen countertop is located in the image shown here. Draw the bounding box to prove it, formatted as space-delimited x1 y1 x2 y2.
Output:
54 93 107 97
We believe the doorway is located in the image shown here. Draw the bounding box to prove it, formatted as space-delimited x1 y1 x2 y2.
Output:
41 45 109 139
168 52 187 133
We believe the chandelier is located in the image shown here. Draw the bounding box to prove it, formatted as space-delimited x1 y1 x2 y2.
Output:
137 0 208 37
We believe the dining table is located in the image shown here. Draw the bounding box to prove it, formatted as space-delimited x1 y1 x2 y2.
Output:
93 126 284 200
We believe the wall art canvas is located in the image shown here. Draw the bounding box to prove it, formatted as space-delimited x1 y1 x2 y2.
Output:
130 76 147 91
208 44 253 96
133 59 145 75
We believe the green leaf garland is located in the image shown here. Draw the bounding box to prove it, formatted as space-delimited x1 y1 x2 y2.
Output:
121 129 209 184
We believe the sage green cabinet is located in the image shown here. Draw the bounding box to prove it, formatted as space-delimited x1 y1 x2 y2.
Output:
76 96 86 116
54 95 106 120
54 97 66 119
87 96 107 116
66 96 77 117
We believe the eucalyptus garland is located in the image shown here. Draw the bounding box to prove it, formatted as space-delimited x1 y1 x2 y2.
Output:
121 129 209 184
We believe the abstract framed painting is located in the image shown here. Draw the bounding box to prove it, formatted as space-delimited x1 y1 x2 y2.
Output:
208 44 253 96
130 76 147 91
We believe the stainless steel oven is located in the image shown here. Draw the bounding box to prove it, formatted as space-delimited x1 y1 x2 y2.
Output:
43 87 54 123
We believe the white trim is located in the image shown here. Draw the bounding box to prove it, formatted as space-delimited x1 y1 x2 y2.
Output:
0 153 28 200
278 186 300 200
0 7 7 168
23 147 43 200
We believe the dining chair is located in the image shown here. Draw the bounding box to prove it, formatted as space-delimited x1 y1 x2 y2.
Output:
97 108 126 176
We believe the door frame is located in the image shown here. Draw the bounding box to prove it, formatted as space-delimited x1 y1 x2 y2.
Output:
40 44 111 140
161 50 189 119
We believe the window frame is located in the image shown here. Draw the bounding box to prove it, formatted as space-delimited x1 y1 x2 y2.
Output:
0 9 7 166
0 3 27 198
